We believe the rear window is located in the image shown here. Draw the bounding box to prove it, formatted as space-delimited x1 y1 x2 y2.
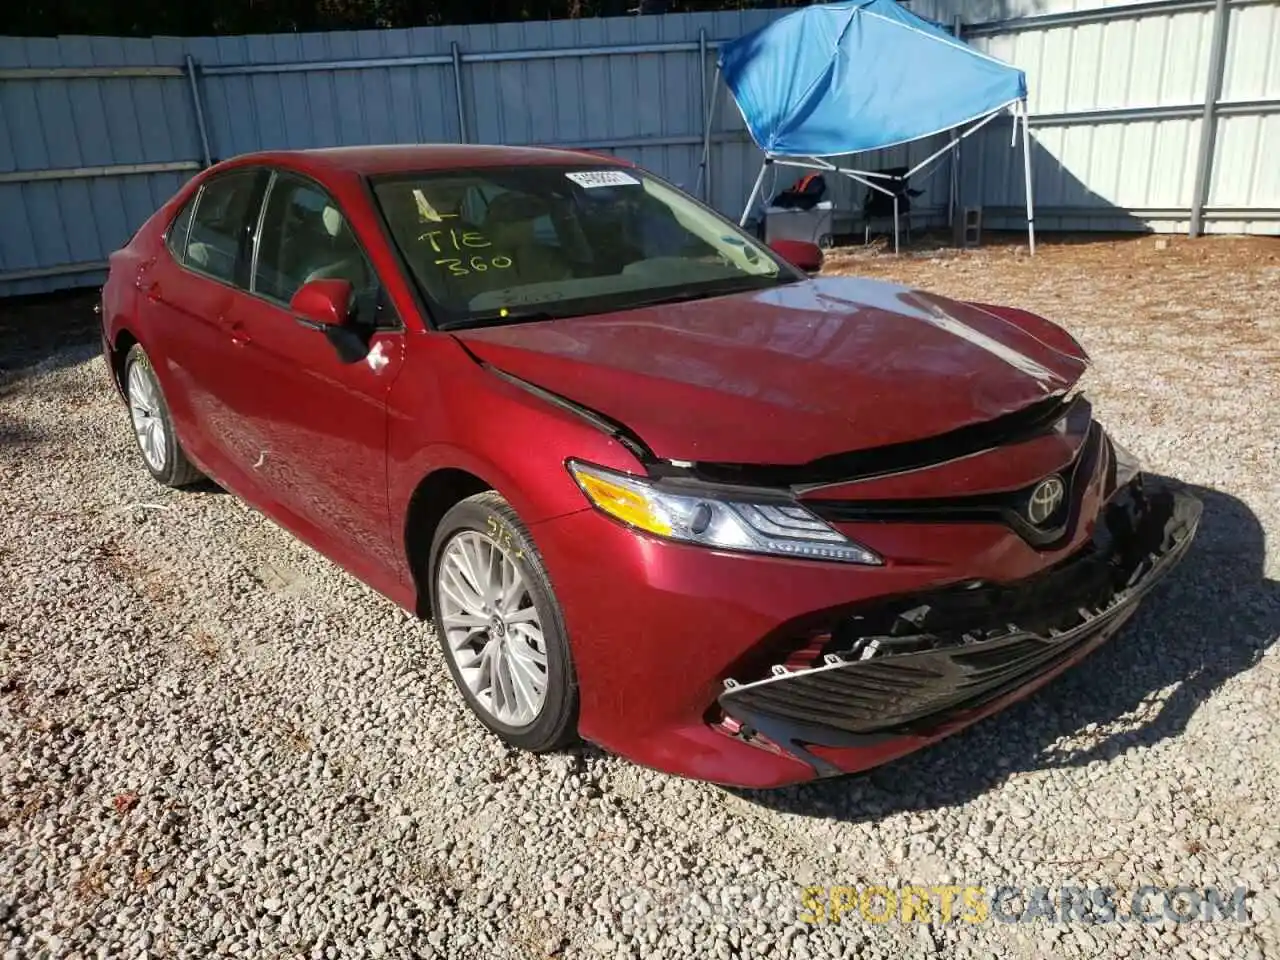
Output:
164 195 196 263
185 170 262 285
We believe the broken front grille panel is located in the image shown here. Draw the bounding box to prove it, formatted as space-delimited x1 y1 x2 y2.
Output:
717 480 1202 767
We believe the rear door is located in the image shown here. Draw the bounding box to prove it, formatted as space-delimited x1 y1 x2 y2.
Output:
221 169 404 575
138 167 268 478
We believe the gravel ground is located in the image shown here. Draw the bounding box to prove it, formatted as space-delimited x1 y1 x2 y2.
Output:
2 235 1279 960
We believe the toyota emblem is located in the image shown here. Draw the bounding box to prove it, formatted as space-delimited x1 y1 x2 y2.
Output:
1026 475 1066 526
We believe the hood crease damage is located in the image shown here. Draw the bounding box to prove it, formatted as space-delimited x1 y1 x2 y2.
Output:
483 346 1083 494
452 277 1089 469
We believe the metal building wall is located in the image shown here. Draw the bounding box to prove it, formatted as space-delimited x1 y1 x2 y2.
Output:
0 38 206 297
1 0 1277 298
1209 0 1280 232
183 11 785 235
957 0 1280 234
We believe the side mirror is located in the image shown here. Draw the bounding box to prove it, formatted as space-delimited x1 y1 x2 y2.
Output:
769 239 824 274
290 279 353 330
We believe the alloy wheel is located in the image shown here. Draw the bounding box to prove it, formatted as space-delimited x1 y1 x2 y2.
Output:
127 364 167 472
436 530 548 727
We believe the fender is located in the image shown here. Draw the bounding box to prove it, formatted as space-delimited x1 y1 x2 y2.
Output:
385 334 647 583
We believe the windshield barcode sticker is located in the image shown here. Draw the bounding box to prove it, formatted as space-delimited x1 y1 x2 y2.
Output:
566 170 641 188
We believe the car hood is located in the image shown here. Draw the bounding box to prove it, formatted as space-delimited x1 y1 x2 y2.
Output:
453 276 1089 465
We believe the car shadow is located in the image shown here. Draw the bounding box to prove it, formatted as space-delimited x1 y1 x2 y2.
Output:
185 478 227 495
729 479 1279 821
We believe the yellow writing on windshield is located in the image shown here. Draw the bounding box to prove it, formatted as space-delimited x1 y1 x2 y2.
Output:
412 189 448 223
409 190 521 278
422 228 492 254
435 255 515 277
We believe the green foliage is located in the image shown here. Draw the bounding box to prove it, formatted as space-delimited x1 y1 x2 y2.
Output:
5 0 811 37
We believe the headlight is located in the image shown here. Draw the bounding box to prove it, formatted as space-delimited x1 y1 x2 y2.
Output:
567 460 881 565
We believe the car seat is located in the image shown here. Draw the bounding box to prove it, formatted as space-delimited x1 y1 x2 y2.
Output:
302 206 368 288
484 193 571 285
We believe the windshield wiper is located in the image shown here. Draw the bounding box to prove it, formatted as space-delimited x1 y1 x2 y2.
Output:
626 277 792 310
440 309 561 330
441 275 799 330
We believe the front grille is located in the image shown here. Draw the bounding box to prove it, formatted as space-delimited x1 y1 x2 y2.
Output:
822 485 1130 658
718 482 1201 757
805 421 1104 548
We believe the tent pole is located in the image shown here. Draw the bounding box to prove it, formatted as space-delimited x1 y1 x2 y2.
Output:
1020 98 1036 256
801 156 838 172
893 194 900 255
897 146 965 196
767 159 896 198
948 138 958 233
696 62 721 204
741 157 770 228
904 107 1004 181
949 14 963 234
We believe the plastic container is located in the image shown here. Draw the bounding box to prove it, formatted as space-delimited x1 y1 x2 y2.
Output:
763 201 835 248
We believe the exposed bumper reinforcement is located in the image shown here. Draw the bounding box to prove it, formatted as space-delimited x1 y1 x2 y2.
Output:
717 478 1202 777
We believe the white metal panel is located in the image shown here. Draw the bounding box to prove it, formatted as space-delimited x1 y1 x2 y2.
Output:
1221 3 1280 99
924 0 1211 21
1207 112 1280 206
971 9 1214 113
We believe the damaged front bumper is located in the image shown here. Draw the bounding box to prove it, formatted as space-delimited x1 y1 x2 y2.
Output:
717 478 1202 778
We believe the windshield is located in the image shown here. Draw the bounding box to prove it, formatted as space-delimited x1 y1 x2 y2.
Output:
371 165 796 328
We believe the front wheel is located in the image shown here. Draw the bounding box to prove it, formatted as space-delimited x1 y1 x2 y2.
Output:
428 492 578 752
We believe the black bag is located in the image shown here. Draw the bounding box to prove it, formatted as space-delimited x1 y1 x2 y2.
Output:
772 172 827 211
863 166 923 218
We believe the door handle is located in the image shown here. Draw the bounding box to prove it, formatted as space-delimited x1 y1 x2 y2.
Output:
227 320 251 347
143 281 161 302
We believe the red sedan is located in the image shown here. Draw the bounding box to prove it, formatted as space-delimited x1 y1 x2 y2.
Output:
100 145 1200 788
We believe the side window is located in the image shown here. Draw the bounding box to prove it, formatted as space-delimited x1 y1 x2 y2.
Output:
252 174 374 305
164 194 196 264
186 170 262 284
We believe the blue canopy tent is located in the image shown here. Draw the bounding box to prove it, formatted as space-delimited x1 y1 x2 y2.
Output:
697 0 1035 254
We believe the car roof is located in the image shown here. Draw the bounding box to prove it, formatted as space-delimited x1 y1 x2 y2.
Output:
233 143 632 177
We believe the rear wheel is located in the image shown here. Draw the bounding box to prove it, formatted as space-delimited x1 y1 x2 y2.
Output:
124 345 203 488
428 492 578 752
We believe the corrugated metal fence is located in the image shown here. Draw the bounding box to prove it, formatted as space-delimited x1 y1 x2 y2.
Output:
1 0 1277 297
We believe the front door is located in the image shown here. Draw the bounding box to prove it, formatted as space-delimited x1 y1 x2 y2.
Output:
223 170 404 577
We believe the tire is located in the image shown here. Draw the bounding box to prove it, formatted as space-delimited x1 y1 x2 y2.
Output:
123 344 203 488
428 491 578 752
